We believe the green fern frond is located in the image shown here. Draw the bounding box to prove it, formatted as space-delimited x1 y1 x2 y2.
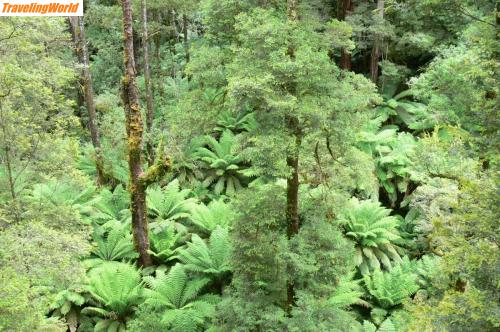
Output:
173 226 231 277
340 198 405 274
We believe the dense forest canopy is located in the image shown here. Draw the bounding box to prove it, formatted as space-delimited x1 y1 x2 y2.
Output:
0 0 498 331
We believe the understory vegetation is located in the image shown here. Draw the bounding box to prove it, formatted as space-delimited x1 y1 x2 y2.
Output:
0 0 498 331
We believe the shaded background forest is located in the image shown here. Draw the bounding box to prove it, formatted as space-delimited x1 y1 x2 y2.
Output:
0 0 498 331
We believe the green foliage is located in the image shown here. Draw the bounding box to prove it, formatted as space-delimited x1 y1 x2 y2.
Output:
358 126 418 205
28 180 95 208
143 264 218 331
214 110 257 134
328 273 363 308
88 222 138 266
147 179 197 233
1 2 498 331
90 185 130 223
0 268 50 331
364 257 419 310
408 173 500 331
174 226 231 278
363 318 396 332
49 287 88 332
83 262 143 331
189 199 234 234
377 89 434 132
194 130 248 196
340 198 404 274
149 223 184 262
79 142 129 185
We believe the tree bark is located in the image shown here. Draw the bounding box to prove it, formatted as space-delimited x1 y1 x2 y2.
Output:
141 0 155 166
121 0 152 267
68 19 85 128
0 104 19 222
154 11 164 96
69 17 106 186
370 0 385 83
182 14 190 64
339 0 353 70
285 0 301 314
120 0 171 267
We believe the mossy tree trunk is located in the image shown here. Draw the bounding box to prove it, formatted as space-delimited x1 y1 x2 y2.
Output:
121 0 171 267
69 16 106 186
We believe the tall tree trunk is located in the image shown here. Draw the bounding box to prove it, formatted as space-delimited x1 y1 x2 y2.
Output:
121 0 152 267
141 0 155 166
120 0 171 267
69 17 106 186
68 19 86 128
154 11 164 96
0 105 20 223
171 10 179 78
285 0 301 314
182 14 190 64
370 0 385 83
339 0 353 70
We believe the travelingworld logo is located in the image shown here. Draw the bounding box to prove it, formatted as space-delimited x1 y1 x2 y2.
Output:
1 0 82 16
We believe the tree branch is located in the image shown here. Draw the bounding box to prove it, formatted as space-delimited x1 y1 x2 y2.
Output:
139 139 172 187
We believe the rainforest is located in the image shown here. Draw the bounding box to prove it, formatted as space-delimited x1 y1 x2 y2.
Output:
0 0 498 331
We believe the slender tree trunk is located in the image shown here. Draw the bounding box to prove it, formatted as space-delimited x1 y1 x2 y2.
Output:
154 11 164 96
285 0 301 314
182 14 190 64
68 19 86 128
171 10 179 78
121 0 153 267
0 107 19 222
141 0 155 166
339 0 353 70
370 0 385 83
69 17 106 185
496 1 499 41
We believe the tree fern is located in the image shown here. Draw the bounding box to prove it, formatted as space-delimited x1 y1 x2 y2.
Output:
174 136 205 185
363 257 419 310
190 200 234 234
82 262 143 331
340 198 405 274
328 273 363 308
363 318 396 332
194 130 248 196
377 87 434 132
143 264 218 332
28 180 95 212
50 287 87 332
215 110 257 134
357 123 418 206
149 223 184 262
173 226 231 278
87 223 138 267
414 254 439 289
147 179 197 233
90 185 130 223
